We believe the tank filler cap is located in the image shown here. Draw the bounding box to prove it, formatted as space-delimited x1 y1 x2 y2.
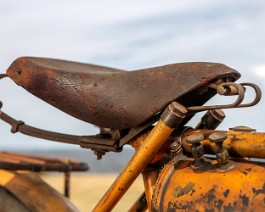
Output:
229 126 256 132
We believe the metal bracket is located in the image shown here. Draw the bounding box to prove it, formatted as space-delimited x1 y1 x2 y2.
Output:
187 82 261 112
0 102 121 152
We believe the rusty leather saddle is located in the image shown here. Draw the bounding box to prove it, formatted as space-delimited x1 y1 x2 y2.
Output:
6 57 240 129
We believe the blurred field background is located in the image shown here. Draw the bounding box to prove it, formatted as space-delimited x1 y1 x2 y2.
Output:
22 148 144 211
42 173 144 211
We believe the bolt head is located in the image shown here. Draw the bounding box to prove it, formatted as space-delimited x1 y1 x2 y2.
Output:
186 133 204 144
229 126 256 132
210 109 226 121
209 132 227 143
169 102 188 118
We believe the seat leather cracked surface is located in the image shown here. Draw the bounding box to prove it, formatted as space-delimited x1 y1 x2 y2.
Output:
6 57 240 129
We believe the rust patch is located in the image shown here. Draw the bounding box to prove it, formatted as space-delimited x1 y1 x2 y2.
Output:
252 183 265 198
242 170 248 175
239 194 249 207
173 182 195 198
216 199 224 211
167 200 193 211
230 135 237 142
224 203 236 212
223 189 230 198
242 167 252 176
230 136 247 143
206 187 216 204
205 209 214 212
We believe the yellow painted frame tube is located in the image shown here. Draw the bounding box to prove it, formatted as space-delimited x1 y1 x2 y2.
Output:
93 102 187 211
142 169 159 210
182 129 265 158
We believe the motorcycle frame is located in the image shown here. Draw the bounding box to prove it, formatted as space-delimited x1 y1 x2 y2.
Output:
93 101 188 211
91 105 265 211
92 104 265 211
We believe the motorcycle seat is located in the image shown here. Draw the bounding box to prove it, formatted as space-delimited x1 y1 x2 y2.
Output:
6 57 240 129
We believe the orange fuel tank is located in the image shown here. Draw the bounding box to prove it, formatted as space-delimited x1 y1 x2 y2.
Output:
152 157 265 211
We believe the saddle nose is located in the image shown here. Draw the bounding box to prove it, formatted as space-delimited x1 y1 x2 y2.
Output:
0 74 7 79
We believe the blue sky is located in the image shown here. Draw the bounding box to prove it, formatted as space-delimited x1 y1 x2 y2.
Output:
1 0 265 150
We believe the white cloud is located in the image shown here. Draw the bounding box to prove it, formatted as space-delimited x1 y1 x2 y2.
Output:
255 65 265 77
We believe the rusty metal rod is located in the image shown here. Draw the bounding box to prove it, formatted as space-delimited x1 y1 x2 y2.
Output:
0 153 46 164
188 82 262 112
187 82 245 112
0 152 88 172
0 161 88 172
236 83 262 108
0 110 118 151
0 151 85 166
64 171 71 198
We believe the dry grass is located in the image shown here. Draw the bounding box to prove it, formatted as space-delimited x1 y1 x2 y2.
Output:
42 173 144 212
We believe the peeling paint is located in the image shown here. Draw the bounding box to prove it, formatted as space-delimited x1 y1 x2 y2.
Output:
173 182 195 198
167 200 193 211
239 194 249 207
206 187 217 204
216 199 224 211
224 203 236 212
252 183 265 198
223 189 230 198
205 209 214 212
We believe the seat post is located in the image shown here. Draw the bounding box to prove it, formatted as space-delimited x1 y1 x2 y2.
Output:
93 102 187 211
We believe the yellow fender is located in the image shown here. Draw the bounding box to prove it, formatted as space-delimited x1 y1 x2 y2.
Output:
0 169 78 212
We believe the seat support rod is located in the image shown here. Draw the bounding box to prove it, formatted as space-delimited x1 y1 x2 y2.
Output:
93 102 187 211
